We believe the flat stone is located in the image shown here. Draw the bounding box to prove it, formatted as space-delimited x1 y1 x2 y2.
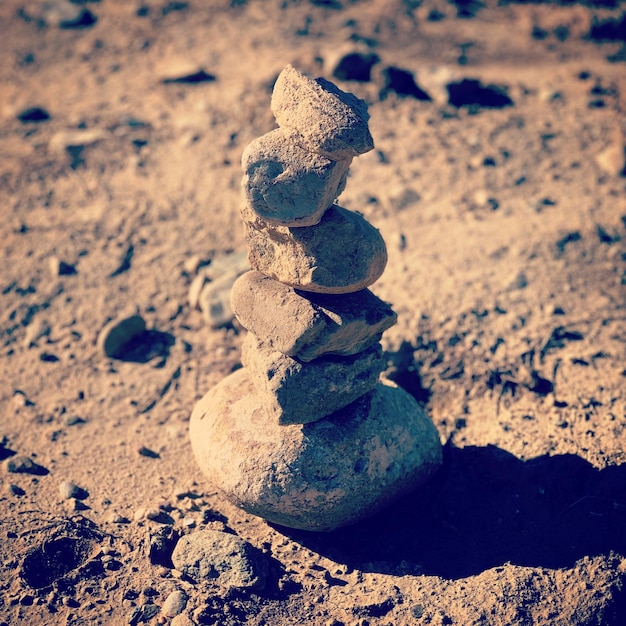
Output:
189 370 442 531
271 64 374 160
171 530 267 589
231 271 397 361
243 204 387 294
242 334 385 424
242 128 351 227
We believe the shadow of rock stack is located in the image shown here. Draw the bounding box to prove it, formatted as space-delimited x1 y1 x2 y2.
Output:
190 65 443 532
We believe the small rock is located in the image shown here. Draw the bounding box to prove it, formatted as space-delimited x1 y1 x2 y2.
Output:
9 484 25 497
508 271 529 290
48 256 77 277
58 481 89 500
190 371 442 531
331 50 380 82
596 140 625 176
161 590 188 618
272 64 374 160
64 497 89 513
242 128 351 226
97 314 146 359
188 252 249 321
148 526 180 567
138 446 160 459
242 334 386 425
188 272 209 310
171 614 196 626
202 251 249 282
183 254 204 275
6 455 48 475
17 107 51 123
108 513 130 524
23 318 51 348
243 204 387 294
48 129 106 154
197 272 240 328
171 530 267 589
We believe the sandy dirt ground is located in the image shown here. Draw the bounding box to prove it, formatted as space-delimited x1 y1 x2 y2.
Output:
1 0 626 624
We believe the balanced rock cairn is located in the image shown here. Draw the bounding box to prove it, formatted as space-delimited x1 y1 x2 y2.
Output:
190 65 442 532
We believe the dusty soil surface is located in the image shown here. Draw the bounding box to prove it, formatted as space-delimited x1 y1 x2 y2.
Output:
1 1 625 624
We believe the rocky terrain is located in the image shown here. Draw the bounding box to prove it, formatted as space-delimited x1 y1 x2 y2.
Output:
1 0 625 624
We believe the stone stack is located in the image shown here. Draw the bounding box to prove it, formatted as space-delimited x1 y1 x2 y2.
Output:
190 65 442 532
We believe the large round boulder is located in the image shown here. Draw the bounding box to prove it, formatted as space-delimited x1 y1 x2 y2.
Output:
189 368 442 532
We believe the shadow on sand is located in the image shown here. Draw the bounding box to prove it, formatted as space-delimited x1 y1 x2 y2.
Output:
281 443 626 580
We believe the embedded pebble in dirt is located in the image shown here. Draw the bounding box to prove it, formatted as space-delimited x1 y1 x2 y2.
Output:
171 529 268 589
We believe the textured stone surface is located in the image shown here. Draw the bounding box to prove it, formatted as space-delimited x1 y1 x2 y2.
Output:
243 204 387 294
190 369 443 531
242 128 351 227
271 64 374 160
171 530 267 588
231 271 397 361
242 334 385 424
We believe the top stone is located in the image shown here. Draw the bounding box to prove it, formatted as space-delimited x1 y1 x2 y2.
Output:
271 64 374 161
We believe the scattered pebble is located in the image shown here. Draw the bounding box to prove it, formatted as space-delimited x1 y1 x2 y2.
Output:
97 314 146 359
6 455 48 475
161 590 188 618
138 446 160 459
8 484 25 497
64 498 89 513
171 529 268 589
23 318 51 348
65 416 86 426
49 129 106 154
17 107 51 123
48 256 77 277
58 481 89 500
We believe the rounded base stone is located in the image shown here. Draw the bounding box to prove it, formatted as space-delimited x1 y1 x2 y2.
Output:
189 368 443 532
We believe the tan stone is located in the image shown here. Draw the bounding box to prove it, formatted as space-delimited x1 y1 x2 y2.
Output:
271 64 374 161
241 334 385 424
242 128 351 227
242 204 387 294
189 369 443 531
231 271 396 361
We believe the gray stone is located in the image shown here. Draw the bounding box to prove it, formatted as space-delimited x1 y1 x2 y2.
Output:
271 64 374 160
188 252 249 327
242 334 386 425
171 530 267 589
242 204 387 294
197 272 240 328
189 369 442 531
231 271 397 362
242 128 351 227
6 455 48 475
161 590 188 617
58 481 89 500
97 314 146 359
